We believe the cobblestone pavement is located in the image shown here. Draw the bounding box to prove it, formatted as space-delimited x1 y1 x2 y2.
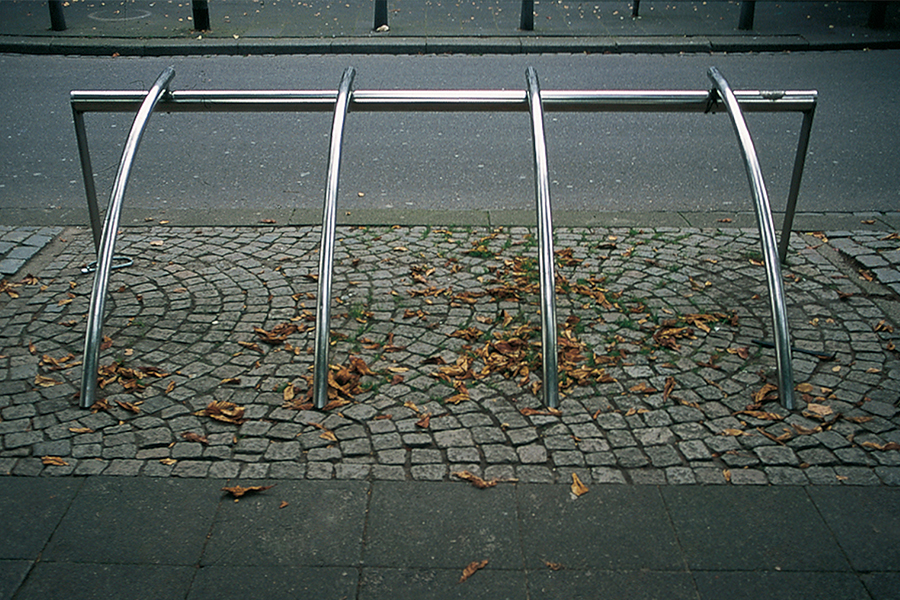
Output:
0 226 63 276
1 224 899 485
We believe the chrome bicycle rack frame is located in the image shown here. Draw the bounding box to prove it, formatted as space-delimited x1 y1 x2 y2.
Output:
71 66 816 410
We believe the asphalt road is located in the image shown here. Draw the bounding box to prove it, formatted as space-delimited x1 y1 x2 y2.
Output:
1 50 898 221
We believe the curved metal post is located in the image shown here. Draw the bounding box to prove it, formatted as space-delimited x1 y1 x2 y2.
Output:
313 67 356 410
525 67 560 409
79 66 175 409
778 104 816 263
708 67 794 410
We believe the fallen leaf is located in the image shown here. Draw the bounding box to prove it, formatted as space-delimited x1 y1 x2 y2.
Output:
220 377 241 385
198 401 247 425
116 400 141 414
279 501 289 509
181 432 209 445
165 380 176 394
41 456 69 466
416 413 431 428
459 559 489 583
68 427 94 434
520 407 562 417
795 382 814 393
723 469 732 482
803 403 834 418
721 428 751 437
221 485 274 499
570 473 589 497
454 470 498 489
159 458 177 466
322 399 350 411
320 430 338 442
545 561 565 571
34 374 62 387
860 441 900 451
663 376 676 402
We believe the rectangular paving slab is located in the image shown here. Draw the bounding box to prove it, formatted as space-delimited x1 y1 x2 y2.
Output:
661 486 851 572
364 481 521 570
41 477 221 565
201 480 368 567
516 484 685 572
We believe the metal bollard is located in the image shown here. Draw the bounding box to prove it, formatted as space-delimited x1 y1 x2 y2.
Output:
192 0 211 31
374 0 388 30
738 1 756 30
520 0 534 30
49 0 66 31
632 0 640 19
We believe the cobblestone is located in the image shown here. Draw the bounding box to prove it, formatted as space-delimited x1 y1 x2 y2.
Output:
1 224 899 486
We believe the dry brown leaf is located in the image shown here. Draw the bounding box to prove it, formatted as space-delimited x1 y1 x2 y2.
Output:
804 403 834 418
34 374 62 387
753 383 779 404
238 340 264 353
520 407 562 417
279 500 289 509
159 458 177 466
199 401 247 425
723 469 732 482
41 456 68 466
795 382 814 393
545 561 565 571
663 376 676 402
415 413 431 428
454 470 498 489
570 473 589 497
222 485 275 499
322 399 350 411
165 380 176 394
860 441 900 451
116 400 141 414
721 428 751 437
459 559 489 583
181 432 209 445
90 399 112 413
68 427 94 434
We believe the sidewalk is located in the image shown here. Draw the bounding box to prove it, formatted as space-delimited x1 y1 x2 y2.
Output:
2 477 898 600
1 218 899 597
1 0 899 55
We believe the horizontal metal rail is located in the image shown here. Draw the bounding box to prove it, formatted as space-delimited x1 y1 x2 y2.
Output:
72 69 817 411
71 89 817 114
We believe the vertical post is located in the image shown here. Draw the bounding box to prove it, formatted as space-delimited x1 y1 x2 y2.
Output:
868 1 888 29
192 0 211 31
525 67 560 409
708 67 794 410
739 1 756 30
71 106 102 253
49 0 66 31
632 1 640 19
374 0 388 30
520 0 534 31
778 106 816 264
313 67 356 410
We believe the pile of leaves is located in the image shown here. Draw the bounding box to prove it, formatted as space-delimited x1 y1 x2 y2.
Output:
96 362 169 392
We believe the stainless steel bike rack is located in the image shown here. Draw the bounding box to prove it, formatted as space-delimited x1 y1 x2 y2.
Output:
71 67 816 410
77 66 175 409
